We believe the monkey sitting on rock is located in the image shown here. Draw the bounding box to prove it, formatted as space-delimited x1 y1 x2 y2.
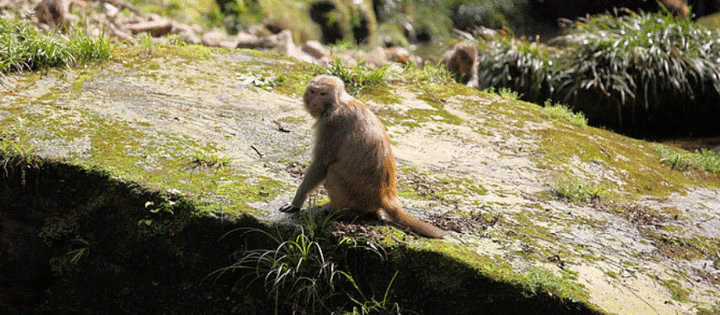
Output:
279 75 447 239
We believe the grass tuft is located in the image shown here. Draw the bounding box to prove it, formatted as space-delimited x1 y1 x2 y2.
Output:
553 181 604 204
190 150 231 169
326 59 389 96
655 144 720 173
541 100 588 126
475 10 720 135
212 209 405 314
0 17 116 75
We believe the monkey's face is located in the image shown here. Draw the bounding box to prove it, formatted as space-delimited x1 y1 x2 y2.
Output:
303 75 344 118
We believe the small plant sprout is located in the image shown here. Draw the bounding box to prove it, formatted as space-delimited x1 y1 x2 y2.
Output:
554 181 605 204
190 150 231 169
498 87 522 100
542 100 588 126
326 59 389 96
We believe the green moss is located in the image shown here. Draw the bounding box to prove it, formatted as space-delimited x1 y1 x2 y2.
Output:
697 304 720 315
517 266 588 301
660 278 690 302
72 68 101 93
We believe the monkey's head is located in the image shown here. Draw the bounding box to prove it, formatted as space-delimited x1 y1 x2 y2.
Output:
303 75 346 119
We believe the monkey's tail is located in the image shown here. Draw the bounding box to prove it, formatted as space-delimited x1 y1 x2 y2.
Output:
384 208 447 239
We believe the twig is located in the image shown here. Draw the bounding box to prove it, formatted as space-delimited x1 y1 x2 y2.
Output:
251 145 263 158
273 120 290 133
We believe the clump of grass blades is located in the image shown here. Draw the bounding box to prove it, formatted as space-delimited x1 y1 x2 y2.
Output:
476 10 720 134
326 59 389 96
541 100 588 126
655 144 720 173
476 36 561 103
553 181 604 204
1 118 41 183
554 10 720 128
190 150 231 169
0 17 115 74
215 209 401 314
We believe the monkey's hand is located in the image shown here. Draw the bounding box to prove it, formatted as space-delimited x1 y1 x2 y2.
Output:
279 203 301 213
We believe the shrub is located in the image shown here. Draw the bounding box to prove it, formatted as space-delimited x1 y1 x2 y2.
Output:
476 10 720 136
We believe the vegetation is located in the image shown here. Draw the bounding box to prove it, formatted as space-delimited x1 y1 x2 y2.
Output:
656 144 720 173
541 100 588 126
553 181 604 204
476 10 720 135
190 150 231 169
326 60 390 96
215 209 409 314
0 17 115 75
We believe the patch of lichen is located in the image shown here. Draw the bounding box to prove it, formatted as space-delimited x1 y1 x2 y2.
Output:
537 127 703 201
115 45 213 62
405 240 593 309
356 85 403 105
396 166 487 202
6 84 282 218
374 104 463 129
641 227 720 262
71 67 101 93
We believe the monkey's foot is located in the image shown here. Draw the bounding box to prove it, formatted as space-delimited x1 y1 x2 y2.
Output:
279 203 301 213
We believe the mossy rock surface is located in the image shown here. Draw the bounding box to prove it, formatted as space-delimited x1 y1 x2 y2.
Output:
2 45 720 314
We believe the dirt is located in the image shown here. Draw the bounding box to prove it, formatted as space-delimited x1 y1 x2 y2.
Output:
2 47 720 314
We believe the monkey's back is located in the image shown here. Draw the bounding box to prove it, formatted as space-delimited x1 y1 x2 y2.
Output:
321 99 399 214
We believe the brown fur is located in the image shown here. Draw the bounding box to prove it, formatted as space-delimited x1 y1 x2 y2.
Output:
441 41 479 89
660 0 689 18
35 0 89 31
279 75 447 239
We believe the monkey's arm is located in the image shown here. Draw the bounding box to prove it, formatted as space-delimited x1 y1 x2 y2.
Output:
279 159 327 212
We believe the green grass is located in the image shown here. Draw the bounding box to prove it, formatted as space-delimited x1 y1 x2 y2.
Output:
553 181 604 204
214 210 400 314
656 144 720 173
498 87 522 100
541 100 588 126
475 10 720 135
325 60 390 96
190 150 231 169
0 17 116 74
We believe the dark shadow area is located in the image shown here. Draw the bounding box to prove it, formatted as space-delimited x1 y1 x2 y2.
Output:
309 1 344 44
1 156 602 314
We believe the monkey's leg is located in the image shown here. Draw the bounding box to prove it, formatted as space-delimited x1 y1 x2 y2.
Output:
280 159 327 213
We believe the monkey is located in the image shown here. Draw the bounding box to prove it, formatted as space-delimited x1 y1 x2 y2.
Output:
659 0 690 18
279 75 447 239
35 0 90 31
440 41 480 89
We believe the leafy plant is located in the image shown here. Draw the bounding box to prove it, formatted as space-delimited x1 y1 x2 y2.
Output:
342 271 412 315
66 238 90 264
498 87 522 100
0 118 40 183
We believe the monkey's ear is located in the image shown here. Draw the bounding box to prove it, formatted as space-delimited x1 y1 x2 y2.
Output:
279 203 301 213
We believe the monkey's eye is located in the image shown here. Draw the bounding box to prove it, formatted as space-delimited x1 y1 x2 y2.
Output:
320 92 326 96
309 89 315 94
